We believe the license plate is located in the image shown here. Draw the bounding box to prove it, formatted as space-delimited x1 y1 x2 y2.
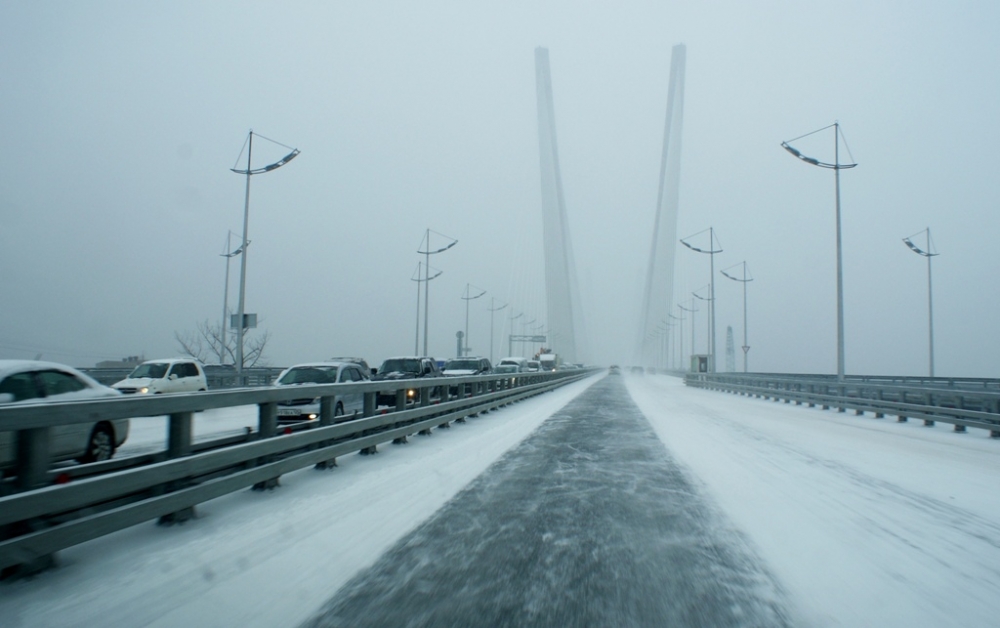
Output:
277 408 302 416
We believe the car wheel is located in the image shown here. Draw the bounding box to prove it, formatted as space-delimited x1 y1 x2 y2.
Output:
78 423 115 464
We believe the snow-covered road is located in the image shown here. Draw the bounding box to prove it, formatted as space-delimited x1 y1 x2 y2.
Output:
3 372 999 627
627 374 1000 627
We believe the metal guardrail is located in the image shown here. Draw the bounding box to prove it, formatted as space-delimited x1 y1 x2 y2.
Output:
80 367 286 389
0 369 594 577
685 372 1000 438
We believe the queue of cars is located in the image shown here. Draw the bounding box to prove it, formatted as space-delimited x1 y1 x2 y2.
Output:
1 353 582 472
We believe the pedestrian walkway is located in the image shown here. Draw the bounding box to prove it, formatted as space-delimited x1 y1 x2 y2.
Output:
302 376 789 627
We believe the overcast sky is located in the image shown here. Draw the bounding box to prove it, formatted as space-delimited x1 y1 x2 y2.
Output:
2 1 999 376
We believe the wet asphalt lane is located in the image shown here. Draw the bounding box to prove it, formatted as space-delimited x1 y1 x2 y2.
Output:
302 375 790 627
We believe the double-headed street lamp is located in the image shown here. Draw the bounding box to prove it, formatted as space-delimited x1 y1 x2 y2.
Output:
230 130 299 374
720 261 753 372
412 262 442 354
903 228 939 377
679 301 698 371
417 229 458 357
461 284 487 357
782 123 857 380
681 229 722 372
487 299 508 364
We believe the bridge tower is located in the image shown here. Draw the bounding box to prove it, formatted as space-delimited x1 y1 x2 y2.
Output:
535 47 586 364
637 44 687 365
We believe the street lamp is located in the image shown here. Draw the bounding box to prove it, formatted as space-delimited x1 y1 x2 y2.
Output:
681 228 722 372
692 284 715 363
508 312 523 357
720 261 753 372
782 123 857 380
412 262 442 354
219 231 245 365
417 229 458 357
679 301 698 371
461 284 487 357
903 228 939 377
487 299 508 364
230 130 299 375
668 312 684 372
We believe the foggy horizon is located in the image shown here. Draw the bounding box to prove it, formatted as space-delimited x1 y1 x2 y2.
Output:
3 3 999 377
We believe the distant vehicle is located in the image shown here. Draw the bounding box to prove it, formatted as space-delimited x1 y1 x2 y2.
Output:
538 351 560 372
494 364 520 374
498 357 529 372
525 360 541 372
443 357 492 397
328 357 372 379
112 359 207 395
608 365 621 375
273 361 368 423
442 357 492 376
630 365 644 375
372 357 443 407
0 360 129 466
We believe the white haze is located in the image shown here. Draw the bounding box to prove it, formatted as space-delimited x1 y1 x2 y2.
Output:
1 2 999 376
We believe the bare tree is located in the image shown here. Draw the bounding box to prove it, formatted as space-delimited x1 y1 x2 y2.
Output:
175 320 270 368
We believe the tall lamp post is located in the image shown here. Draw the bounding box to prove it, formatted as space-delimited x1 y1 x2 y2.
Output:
488 299 508 364
669 312 684 372
219 231 245 365
679 301 697 371
903 228 939 376
412 262 442 354
461 284 487 357
230 130 299 375
692 285 714 358
508 312 523 357
418 229 458 357
681 228 722 372
782 123 857 380
721 261 753 372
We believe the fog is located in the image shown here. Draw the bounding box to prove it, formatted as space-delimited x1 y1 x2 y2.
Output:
2 2 998 376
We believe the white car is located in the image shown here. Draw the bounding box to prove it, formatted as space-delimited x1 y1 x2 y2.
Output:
0 360 130 467
273 361 368 423
112 358 207 395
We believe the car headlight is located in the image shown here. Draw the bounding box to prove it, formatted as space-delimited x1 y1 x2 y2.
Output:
407 389 416 398
139 387 149 394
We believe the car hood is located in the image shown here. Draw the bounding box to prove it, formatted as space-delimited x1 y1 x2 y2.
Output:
112 377 158 388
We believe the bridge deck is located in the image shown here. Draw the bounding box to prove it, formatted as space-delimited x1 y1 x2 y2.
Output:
304 376 788 627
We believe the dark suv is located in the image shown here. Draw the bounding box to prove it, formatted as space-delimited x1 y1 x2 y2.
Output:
372 356 443 407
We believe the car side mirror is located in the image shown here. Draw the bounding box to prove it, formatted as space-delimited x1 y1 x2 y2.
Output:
0 393 14 403
169 374 178 380
370 368 377 376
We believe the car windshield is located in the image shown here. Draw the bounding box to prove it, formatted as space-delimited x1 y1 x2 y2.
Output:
495 365 518 373
277 366 337 385
445 360 479 371
129 363 168 379
379 359 421 374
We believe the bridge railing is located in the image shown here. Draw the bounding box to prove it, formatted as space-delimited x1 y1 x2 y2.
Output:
0 368 596 577
684 372 1000 438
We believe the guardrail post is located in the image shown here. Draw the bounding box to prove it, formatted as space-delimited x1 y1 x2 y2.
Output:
159 411 197 524
253 402 280 490
15 428 50 493
363 392 375 417
167 412 193 458
314 397 338 469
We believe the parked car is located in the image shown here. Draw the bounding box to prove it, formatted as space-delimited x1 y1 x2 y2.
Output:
328 357 372 379
0 360 129 467
498 357 529 372
112 358 207 395
372 357 443 407
442 357 492 376
442 357 493 397
273 362 368 423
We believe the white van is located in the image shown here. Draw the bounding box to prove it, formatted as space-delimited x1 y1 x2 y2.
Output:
112 359 207 395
